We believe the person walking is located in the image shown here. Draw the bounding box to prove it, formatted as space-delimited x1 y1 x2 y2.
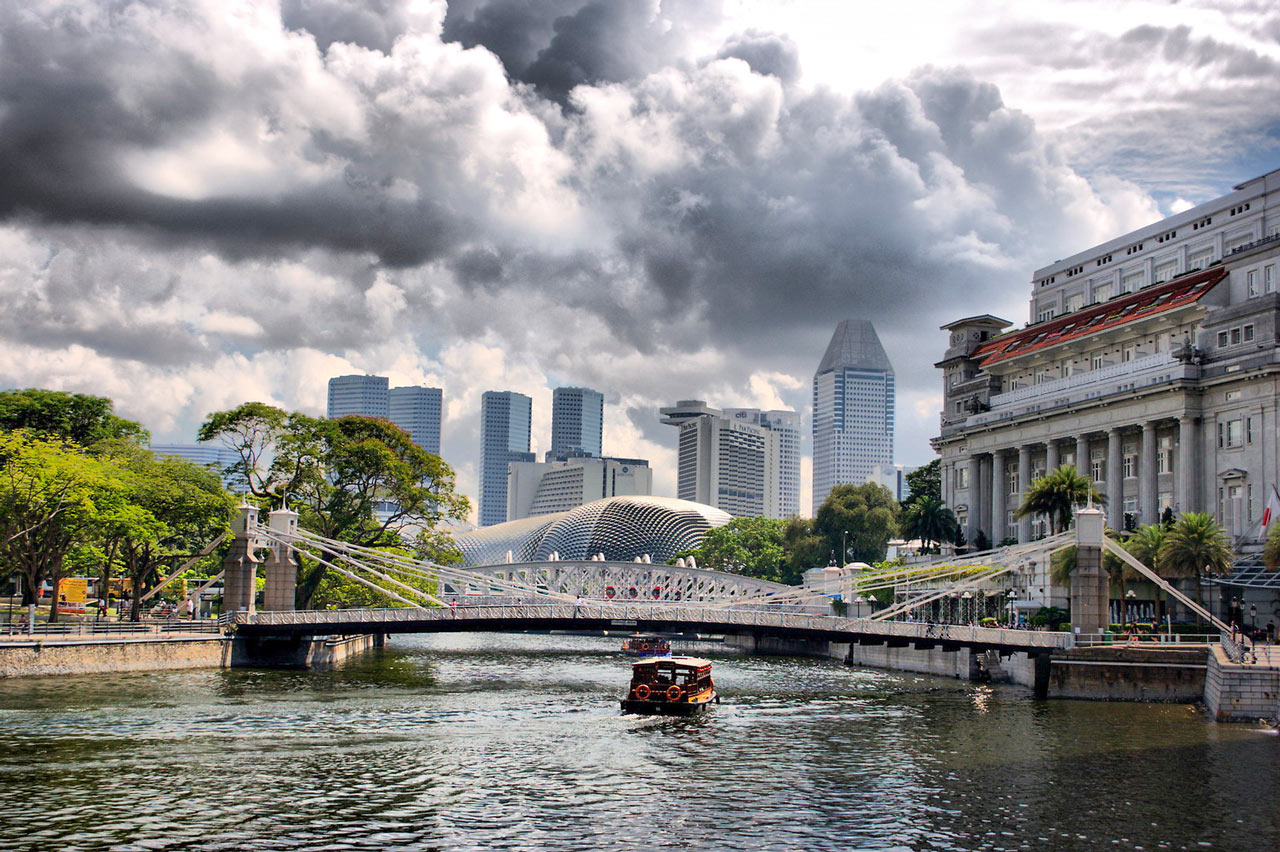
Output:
1267 620 1276 646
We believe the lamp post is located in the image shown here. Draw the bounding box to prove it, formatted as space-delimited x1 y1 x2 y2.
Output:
840 530 851 569
1125 588 1136 626
961 590 973 625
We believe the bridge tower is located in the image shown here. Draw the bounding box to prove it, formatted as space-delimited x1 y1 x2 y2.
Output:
223 504 262 614
262 508 300 611
1071 506 1109 636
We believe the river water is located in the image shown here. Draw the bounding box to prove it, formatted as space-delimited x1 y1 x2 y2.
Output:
0 633 1275 852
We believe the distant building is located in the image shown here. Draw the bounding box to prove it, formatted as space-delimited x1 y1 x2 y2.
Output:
508 455 652 520
549 386 604 460
812 320 895 510
327 374 389 419
868 463 917 503
660 400 800 519
479 391 534 527
151 443 247 492
327 373 443 454
389 385 442 455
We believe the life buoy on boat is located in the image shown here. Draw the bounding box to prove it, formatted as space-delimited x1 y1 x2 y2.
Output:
605 586 616 599
634 684 651 700
666 685 683 701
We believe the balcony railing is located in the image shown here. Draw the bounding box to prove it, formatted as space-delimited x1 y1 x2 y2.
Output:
966 353 1195 426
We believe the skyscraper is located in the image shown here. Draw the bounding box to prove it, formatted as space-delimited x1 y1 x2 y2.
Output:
660 401 800 519
327 374 389 419
389 385 443 455
479 391 534 527
812 320 895 511
549 386 603 460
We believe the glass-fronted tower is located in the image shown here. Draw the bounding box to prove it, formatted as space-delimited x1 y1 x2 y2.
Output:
812 320 895 511
479 391 534 527
549 386 604 460
389 385 443 455
327 375 389 419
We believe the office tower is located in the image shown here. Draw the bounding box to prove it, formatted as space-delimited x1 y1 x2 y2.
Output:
327 374 389 419
660 401 800 519
479 391 534 527
507 456 652 520
150 443 248 492
549 386 604 460
389 385 443 455
812 320 896 511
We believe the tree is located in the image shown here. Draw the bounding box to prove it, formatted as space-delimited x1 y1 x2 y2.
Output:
199 404 469 608
1048 529 1128 617
0 389 147 445
1157 512 1232 613
1014 465 1105 535
677 517 791 583
814 483 898 564
903 459 941 505
899 495 959 552
0 432 130 621
1126 523 1168 622
90 440 235 620
782 517 828 582
1264 523 1280 571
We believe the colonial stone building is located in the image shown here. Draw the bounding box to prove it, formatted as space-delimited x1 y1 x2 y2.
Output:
934 168 1280 557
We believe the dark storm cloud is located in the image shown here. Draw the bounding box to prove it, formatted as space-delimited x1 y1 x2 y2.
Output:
716 31 800 83
280 0 413 52
443 0 587 80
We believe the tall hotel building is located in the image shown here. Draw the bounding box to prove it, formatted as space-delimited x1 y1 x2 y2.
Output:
326 374 442 455
479 391 534 527
934 168 1280 549
812 320 896 510
660 401 801 518
549 386 604 460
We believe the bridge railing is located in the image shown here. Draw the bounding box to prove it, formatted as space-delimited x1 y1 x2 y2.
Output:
0 617 224 640
233 603 1073 650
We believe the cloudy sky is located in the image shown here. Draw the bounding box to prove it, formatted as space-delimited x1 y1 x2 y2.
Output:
2 0 1278 518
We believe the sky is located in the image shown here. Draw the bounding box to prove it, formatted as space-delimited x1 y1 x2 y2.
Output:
1 0 1278 520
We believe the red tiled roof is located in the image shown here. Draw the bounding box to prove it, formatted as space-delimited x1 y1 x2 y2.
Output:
974 266 1227 367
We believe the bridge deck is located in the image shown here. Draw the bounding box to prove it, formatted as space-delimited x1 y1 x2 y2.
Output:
233 604 1073 655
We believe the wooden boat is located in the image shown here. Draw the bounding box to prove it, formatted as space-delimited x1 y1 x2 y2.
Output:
620 656 718 716
621 633 671 657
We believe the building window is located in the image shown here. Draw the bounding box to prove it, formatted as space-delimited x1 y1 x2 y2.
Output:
1122 271 1144 292
1244 324 1255 342
1218 330 1229 347
956 466 969 489
1061 451 1075 468
1090 448 1105 483
1267 265 1275 294
1218 419 1244 449
1189 250 1213 270
1248 270 1258 297
1157 436 1173 474
1064 293 1084 312
1155 261 1177 282
1123 449 1137 479
1093 283 1112 303
1247 416 1254 444
1231 327 1242 345
1091 354 1105 370
1006 464 1018 495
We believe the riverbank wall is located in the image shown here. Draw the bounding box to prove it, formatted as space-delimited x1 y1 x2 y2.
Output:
0 633 381 678
1204 645 1280 723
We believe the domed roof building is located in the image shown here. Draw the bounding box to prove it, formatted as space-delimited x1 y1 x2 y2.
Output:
454 496 731 566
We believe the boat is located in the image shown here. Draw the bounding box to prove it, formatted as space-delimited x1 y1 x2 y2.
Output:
620 656 718 716
620 633 671 657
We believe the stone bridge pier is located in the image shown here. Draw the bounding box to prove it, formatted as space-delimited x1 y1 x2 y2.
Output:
223 504 301 614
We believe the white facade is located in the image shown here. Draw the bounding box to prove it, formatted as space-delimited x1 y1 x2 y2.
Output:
935 167 1280 552
507 456 653 520
812 320 895 511
660 401 800 519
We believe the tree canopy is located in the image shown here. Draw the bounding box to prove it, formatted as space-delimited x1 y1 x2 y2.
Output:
0 389 147 445
814 482 898 564
1014 465 1105 534
904 459 941 505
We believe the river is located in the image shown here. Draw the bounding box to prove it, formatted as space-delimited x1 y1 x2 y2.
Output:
0 633 1275 852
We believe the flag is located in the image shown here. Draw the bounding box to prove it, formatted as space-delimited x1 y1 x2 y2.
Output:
1263 485 1280 530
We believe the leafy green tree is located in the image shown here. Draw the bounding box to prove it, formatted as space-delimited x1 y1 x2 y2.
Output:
90 441 235 620
1157 512 1233 612
677 517 791 583
814 482 898 564
903 459 941 505
1125 523 1168 622
900 495 959 552
199 404 469 608
0 389 147 445
0 432 130 621
782 517 827 582
1014 465 1104 535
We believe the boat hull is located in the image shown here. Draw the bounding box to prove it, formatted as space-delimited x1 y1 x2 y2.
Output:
620 692 717 716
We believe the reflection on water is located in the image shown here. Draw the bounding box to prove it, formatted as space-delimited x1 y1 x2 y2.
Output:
0 633 1275 851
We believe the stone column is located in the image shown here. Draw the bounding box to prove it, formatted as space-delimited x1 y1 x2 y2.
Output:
1076 435 1090 478
1017 445 1032 542
979 455 993 543
1071 507 1109 636
967 456 982 543
1140 422 1158 525
991 449 1007 546
262 508 300 612
1107 428 1124 531
1178 415 1198 513
1046 439 1060 474
222 504 261 615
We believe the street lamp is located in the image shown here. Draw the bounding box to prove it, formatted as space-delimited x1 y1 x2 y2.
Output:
1125 588 1136 625
961 590 973 625
840 531 852 569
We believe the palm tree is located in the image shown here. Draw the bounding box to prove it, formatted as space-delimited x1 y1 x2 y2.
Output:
900 496 959 552
1049 529 1127 620
1015 465 1105 535
1124 523 1166 623
1157 512 1233 616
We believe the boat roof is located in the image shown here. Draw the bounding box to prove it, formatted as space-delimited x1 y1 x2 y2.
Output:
633 656 712 669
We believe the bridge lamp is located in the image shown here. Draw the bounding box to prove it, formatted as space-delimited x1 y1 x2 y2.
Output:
961 590 973 623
